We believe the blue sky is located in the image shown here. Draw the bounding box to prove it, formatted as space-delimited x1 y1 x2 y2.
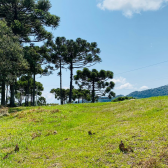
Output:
37 0 168 103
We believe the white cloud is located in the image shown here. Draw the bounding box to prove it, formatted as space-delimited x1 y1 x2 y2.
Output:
42 91 55 103
139 86 149 90
97 0 168 17
116 83 134 90
111 77 126 84
112 77 135 90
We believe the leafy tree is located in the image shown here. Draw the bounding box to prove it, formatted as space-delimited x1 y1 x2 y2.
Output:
72 89 83 103
0 20 28 106
37 96 46 106
50 88 69 104
50 88 78 104
65 38 101 103
0 0 60 42
0 0 60 106
23 45 52 106
16 76 44 106
72 89 91 103
15 91 24 106
47 37 102 103
74 68 115 103
81 89 91 103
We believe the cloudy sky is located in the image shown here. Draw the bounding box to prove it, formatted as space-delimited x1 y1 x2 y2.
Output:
36 0 168 103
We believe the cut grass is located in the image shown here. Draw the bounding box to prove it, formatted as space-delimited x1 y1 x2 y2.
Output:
0 96 168 167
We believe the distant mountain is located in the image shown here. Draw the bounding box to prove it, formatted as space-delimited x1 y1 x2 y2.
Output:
127 85 168 99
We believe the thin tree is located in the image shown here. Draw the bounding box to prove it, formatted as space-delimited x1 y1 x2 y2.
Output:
23 45 52 106
16 75 44 106
45 37 67 105
48 37 102 103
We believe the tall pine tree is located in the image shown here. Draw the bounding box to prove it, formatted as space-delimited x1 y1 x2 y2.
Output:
0 20 28 106
0 0 60 106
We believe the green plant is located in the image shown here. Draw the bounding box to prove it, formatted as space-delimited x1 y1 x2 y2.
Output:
112 96 135 102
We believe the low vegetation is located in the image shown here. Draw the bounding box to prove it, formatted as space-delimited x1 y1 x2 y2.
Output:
1 96 168 167
112 96 135 102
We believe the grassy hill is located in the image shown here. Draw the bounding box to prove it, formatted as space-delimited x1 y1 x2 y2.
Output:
1 96 168 167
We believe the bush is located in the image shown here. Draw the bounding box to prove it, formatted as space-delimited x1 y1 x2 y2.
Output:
112 96 135 102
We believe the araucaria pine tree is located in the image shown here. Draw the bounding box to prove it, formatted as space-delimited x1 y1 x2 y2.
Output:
74 68 115 103
46 37 102 103
0 20 28 106
0 0 60 106
44 37 68 105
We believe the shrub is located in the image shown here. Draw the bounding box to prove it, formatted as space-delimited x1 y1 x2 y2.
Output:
112 96 135 102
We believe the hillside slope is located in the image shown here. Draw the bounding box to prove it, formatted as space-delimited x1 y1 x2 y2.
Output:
1 97 168 167
127 85 168 98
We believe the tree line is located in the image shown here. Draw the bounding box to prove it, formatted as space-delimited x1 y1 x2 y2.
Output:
0 0 115 107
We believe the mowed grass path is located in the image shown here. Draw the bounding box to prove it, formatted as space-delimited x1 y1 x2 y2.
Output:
1 96 168 167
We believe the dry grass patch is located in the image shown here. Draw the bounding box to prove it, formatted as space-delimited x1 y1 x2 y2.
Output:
50 109 60 113
134 158 160 168
31 132 41 139
45 130 58 136
0 107 9 116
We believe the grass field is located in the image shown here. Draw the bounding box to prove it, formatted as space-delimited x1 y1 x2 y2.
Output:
1 96 168 167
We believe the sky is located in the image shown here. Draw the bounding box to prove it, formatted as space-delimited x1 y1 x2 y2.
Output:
36 0 168 104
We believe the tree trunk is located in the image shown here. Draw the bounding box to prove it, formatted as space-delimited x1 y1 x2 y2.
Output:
60 60 63 105
92 80 95 103
31 89 33 105
20 91 22 106
33 73 35 106
69 61 73 103
25 86 28 106
27 74 30 106
10 84 15 107
1 79 5 106
25 97 26 106
6 84 8 105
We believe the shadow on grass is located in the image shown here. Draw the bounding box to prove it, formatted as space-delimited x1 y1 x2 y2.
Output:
8 107 32 114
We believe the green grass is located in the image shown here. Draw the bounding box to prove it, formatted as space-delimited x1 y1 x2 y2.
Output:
1 96 168 167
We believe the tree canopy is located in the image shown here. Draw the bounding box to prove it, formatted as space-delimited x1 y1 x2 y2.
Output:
0 0 60 107
50 88 71 104
0 20 28 106
47 37 102 103
0 1 116 107
0 0 60 42
74 68 115 103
